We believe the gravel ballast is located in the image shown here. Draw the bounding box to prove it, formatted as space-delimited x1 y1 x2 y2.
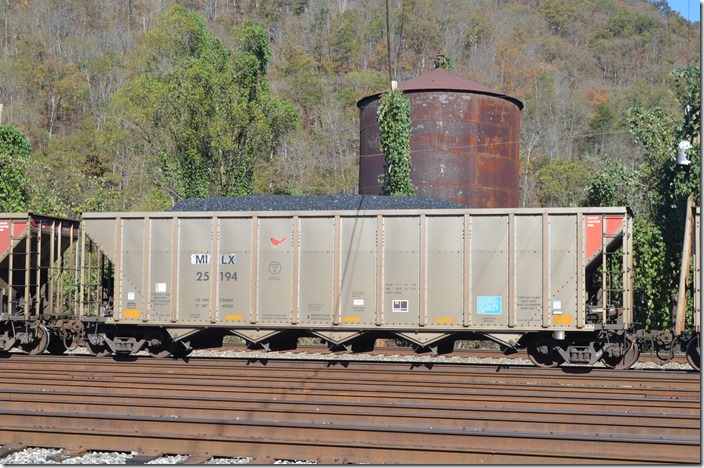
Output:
0 449 308 464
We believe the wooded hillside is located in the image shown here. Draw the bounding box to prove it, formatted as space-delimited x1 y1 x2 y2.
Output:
0 0 699 214
0 0 701 329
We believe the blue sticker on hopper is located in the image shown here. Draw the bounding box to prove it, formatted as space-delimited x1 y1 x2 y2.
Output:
477 296 502 314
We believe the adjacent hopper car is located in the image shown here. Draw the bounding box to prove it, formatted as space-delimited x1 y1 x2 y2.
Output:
0 198 700 370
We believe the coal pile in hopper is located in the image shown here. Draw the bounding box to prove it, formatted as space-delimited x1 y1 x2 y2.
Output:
171 194 468 212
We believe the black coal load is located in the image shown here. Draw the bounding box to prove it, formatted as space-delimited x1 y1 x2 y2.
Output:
171 194 468 212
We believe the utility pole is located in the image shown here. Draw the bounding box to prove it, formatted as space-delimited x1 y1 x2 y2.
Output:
699 1 703 338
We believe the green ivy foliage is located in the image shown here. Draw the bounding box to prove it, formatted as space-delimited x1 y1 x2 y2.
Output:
434 55 454 71
0 125 31 212
377 89 415 196
632 216 669 329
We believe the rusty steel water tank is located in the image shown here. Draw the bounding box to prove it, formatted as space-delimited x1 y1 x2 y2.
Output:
357 68 523 207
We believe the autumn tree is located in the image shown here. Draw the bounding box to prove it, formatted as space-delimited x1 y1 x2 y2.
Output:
330 9 363 73
538 0 578 39
33 58 89 138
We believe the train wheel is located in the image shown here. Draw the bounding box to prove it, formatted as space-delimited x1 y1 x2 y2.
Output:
0 331 16 352
147 344 172 358
527 336 562 368
146 333 174 358
19 326 49 355
46 333 68 355
601 337 639 370
86 339 111 357
686 335 700 371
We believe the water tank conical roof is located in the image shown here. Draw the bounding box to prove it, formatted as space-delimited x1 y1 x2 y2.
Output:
357 68 523 208
357 67 524 109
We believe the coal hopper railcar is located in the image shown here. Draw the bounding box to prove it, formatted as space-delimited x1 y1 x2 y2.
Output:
76 203 640 368
0 200 699 370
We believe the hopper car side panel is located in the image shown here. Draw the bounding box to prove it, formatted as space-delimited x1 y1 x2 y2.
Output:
80 207 633 340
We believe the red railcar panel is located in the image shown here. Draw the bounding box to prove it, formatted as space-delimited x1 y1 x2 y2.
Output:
0 219 28 261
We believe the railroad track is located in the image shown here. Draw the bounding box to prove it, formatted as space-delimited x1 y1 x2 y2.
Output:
0 354 699 464
219 343 692 365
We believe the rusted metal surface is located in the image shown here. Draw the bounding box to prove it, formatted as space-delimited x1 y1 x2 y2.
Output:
0 355 699 464
357 68 522 208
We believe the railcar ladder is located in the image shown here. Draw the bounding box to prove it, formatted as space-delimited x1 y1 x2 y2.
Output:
600 230 627 326
78 234 113 318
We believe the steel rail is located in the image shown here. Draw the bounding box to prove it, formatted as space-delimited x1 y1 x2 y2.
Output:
0 374 698 403
0 390 698 439
0 410 699 464
0 378 697 417
0 368 698 408
0 354 698 391
0 355 698 464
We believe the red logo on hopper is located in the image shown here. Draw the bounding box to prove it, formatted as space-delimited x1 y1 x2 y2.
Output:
270 236 286 246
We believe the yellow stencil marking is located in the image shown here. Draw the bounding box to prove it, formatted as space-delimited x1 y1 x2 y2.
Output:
225 314 243 321
341 316 360 322
553 314 573 325
435 318 454 323
123 309 140 319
